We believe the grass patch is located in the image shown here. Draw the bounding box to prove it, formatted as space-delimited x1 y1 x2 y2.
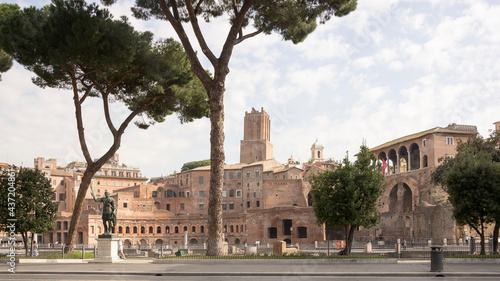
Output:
0 251 94 259
160 252 389 259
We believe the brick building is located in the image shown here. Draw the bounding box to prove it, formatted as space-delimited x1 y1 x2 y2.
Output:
359 123 495 243
40 108 324 246
35 109 499 247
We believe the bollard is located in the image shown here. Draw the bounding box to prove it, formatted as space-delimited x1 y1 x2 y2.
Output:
82 245 85 259
430 245 443 272
94 244 97 258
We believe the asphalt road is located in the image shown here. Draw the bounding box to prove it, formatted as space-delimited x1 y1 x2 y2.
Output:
1 258 499 280
2 274 500 281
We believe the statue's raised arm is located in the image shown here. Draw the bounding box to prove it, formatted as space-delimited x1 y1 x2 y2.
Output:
91 191 99 202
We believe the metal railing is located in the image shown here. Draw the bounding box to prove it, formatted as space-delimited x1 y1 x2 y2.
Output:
4 239 496 259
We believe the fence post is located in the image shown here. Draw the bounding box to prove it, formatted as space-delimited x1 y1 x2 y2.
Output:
94 244 97 258
82 244 85 259
490 238 494 254
62 244 65 259
395 239 401 259
470 237 475 254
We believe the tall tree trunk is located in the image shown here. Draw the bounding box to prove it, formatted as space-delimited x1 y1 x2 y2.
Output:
479 232 486 255
30 233 34 257
65 167 97 253
206 86 225 256
326 227 330 256
346 225 356 255
340 225 356 255
21 232 28 257
493 222 499 254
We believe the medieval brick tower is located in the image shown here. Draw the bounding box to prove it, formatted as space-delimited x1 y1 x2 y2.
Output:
240 107 273 164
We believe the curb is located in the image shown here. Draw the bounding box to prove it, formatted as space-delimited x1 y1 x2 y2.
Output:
152 258 398 264
4 271 500 278
17 259 88 264
445 258 500 264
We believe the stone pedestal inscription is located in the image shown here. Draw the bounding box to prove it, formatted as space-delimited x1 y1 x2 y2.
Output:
92 236 121 263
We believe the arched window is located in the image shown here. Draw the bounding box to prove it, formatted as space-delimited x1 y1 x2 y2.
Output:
157 226 162 234
409 143 420 170
126 226 130 234
133 226 138 234
318 151 320 158
166 226 170 233
230 225 234 232
236 225 239 232
192 226 196 233
118 226 123 233
200 226 204 233
149 226 154 233
141 226 145 234
175 226 179 233
183 226 188 232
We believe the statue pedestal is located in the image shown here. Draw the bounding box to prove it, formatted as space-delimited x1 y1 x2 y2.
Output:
90 235 121 263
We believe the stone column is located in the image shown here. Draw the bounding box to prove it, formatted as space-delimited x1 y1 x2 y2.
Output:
419 150 422 169
408 151 411 171
396 154 400 174
183 231 188 246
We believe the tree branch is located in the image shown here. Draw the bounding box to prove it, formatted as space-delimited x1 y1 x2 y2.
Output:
185 0 218 66
235 28 265 45
66 61 93 165
232 0 242 38
158 0 212 86
101 92 118 136
194 0 205 15
167 0 180 21
116 90 175 136
218 0 254 69
79 87 93 104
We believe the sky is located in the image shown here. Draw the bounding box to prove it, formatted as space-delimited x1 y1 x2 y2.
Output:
1 0 499 178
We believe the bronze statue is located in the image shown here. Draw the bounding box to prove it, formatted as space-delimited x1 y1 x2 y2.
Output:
91 191 117 234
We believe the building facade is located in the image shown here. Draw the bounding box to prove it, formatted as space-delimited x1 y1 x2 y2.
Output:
35 110 499 247
360 123 495 242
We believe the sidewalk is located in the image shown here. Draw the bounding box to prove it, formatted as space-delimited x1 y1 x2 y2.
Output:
4 258 500 277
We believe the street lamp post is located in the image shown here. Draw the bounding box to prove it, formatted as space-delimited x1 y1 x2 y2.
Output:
290 227 293 246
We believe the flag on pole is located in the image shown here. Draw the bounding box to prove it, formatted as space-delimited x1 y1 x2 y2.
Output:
382 158 388 175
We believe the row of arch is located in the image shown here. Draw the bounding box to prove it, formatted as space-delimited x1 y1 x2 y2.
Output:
111 224 246 235
123 237 245 245
376 143 428 174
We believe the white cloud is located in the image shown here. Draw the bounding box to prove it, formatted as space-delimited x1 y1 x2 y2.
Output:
2 0 500 177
